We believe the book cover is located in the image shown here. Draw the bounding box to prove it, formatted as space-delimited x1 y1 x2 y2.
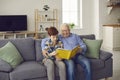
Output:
56 46 81 60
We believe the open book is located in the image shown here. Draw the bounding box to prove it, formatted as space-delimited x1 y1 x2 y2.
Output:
56 46 81 60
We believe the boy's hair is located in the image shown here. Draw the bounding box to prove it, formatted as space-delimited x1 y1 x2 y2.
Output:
45 26 58 36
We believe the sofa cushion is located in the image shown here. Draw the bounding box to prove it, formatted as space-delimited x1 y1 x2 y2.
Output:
0 42 23 68
83 39 103 59
0 38 36 61
0 72 9 80
90 59 104 70
35 39 44 61
10 61 47 80
100 50 113 60
80 34 95 40
0 58 13 72
77 58 104 72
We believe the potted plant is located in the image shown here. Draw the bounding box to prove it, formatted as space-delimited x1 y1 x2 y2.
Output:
69 23 75 29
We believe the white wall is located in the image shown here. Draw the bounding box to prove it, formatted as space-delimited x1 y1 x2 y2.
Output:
0 0 95 35
0 0 61 31
71 0 94 35
98 0 120 50
93 0 99 39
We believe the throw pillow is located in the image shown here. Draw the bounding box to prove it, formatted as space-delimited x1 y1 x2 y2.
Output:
83 39 103 59
0 41 23 68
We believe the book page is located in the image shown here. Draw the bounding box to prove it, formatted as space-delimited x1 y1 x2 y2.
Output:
56 49 71 59
56 46 81 59
70 46 81 58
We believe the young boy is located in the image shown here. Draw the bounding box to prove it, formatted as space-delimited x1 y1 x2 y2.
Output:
41 26 66 80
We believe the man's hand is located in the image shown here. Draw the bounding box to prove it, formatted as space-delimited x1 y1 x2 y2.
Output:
77 47 82 53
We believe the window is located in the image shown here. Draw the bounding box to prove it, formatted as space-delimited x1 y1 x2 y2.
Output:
62 0 82 29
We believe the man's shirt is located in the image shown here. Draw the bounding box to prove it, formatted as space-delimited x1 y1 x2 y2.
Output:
59 33 87 54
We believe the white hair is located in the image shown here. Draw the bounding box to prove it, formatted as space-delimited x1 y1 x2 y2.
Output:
60 23 70 30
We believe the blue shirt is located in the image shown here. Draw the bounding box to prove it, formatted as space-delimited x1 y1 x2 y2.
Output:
41 33 87 54
59 33 87 54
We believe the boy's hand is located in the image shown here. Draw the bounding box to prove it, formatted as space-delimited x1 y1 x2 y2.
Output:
49 51 57 56
42 50 49 58
55 55 62 61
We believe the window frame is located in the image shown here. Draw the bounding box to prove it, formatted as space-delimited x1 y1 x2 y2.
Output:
62 0 82 29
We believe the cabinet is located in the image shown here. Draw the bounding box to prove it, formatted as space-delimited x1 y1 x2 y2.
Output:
102 27 120 51
35 9 58 38
107 0 120 14
0 31 47 39
0 31 35 39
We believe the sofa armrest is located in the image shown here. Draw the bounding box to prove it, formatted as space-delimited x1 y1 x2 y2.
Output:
0 59 13 72
100 50 113 61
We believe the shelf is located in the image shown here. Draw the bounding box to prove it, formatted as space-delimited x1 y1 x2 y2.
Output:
107 4 120 7
35 9 58 38
107 7 113 14
103 24 120 28
38 10 53 13
36 31 47 33
0 31 47 39
107 2 120 14
37 21 57 23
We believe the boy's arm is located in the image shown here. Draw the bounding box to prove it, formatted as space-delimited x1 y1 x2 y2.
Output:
41 38 57 57
41 38 49 57
41 38 48 50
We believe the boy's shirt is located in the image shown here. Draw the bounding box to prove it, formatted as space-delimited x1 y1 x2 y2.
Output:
44 38 63 53
44 38 63 60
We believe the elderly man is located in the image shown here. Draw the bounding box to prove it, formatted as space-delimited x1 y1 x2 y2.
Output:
41 23 91 80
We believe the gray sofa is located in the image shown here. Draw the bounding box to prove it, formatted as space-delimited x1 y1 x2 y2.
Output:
0 34 113 80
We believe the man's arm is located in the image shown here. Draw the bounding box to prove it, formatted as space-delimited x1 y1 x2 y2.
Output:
76 35 87 54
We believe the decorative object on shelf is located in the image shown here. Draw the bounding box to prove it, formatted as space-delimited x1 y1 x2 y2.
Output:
39 25 44 31
103 24 120 28
47 18 56 21
45 14 48 21
43 5 50 11
45 15 47 17
69 23 75 29
107 0 120 14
